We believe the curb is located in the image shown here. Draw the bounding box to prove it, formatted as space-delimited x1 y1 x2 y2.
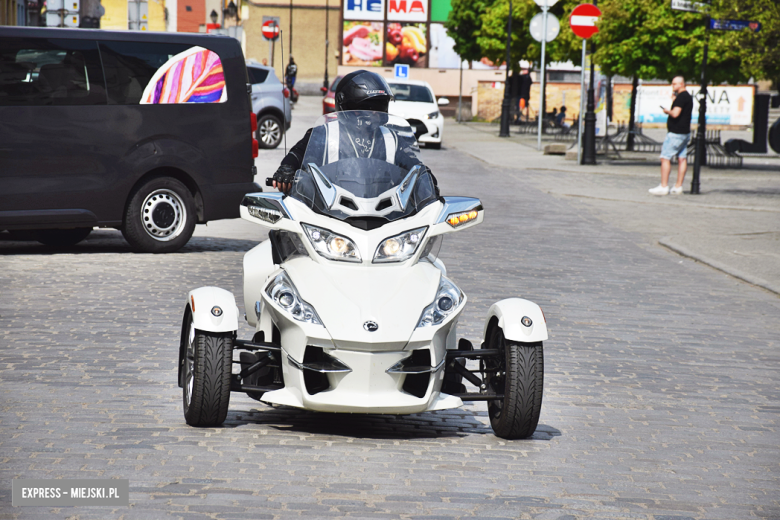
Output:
658 236 780 297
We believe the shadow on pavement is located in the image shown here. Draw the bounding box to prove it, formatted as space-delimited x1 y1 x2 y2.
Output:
222 405 562 441
0 229 258 255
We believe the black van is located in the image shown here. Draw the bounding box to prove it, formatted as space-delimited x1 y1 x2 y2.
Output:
0 27 261 253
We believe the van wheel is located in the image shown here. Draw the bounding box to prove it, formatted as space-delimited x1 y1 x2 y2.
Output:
257 114 283 149
35 228 92 246
123 177 196 253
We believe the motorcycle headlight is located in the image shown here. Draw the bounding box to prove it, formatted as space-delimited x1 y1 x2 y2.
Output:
416 276 463 328
265 271 322 326
373 227 427 263
302 224 361 263
425 111 439 119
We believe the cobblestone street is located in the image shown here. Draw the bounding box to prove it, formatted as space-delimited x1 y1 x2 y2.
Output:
1 99 779 519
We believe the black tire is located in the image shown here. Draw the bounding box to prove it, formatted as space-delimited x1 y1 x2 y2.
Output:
483 327 543 440
257 114 283 149
122 177 196 253
181 309 233 427
427 142 442 150
35 228 92 246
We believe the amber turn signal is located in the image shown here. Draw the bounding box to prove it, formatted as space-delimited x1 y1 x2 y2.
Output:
445 210 479 228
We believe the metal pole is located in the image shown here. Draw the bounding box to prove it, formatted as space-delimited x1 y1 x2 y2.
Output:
577 38 586 164
536 4 548 150
323 0 329 90
288 0 293 56
691 30 708 195
499 0 512 137
458 58 463 123
582 0 597 164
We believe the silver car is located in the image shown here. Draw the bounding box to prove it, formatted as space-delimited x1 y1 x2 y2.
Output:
247 60 292 149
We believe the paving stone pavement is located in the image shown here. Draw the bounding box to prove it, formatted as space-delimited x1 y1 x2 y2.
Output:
1 98 779 519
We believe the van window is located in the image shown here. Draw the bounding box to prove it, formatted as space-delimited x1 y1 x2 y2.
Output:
0 37 106 106
99 42 228 104
247 67 269 85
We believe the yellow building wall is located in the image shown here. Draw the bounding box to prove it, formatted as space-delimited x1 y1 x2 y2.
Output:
244 2 340 85
101 0 166 31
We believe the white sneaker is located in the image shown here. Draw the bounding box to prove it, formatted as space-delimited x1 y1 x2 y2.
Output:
649 185 670 196
670 185 683 195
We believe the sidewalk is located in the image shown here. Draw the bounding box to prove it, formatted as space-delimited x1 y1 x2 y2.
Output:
445 121 780 295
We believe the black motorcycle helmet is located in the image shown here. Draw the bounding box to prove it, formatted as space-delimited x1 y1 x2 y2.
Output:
335 70 394 112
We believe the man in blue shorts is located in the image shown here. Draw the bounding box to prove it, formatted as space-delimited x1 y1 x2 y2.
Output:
650 76 693 195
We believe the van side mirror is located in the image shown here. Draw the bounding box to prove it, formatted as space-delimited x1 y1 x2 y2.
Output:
437 97 450 106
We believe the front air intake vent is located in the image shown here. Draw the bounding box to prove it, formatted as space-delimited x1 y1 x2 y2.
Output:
339 197 358 211
375 198 392 211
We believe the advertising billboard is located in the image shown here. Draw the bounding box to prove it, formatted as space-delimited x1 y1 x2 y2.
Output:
637 85 754 126
343 0 385 21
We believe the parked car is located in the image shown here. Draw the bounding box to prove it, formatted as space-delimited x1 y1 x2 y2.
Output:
0 27 260 252
388 80 448 149
246 59 291 149
321 75 341 114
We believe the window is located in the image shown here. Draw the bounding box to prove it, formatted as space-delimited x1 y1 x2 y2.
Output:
247 67 269 85
389 83 433 103
99 42 227 105
0 37 106 106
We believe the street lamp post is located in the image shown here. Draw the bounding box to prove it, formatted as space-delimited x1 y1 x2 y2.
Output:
323 0 329 90
691 24 709 195
581 0 598 165
499 0 513 138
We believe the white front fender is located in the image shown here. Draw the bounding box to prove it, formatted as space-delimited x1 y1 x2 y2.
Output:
483 298 548 343
188 287 239 333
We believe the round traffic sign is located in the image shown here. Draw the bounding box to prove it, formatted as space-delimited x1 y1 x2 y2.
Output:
530 12 560 43
569 3 601 39
262 20 280 41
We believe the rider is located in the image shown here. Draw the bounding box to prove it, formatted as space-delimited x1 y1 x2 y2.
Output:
272 70 438 195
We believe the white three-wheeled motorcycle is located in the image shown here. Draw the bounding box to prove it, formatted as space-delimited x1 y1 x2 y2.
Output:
178 111 547 439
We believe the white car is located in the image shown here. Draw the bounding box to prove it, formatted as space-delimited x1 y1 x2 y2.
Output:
388 80 449 149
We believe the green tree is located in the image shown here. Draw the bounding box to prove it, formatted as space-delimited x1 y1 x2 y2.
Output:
476 0 581 71
444 0 491 65
710 0 780 88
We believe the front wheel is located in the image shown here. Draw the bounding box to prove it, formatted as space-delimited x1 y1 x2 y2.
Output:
427 142 442 150
122 177 196 253
483 327 543 440
257 114 283 149
181 309 233 427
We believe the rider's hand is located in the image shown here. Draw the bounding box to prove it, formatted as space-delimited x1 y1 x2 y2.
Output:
272 164 296 195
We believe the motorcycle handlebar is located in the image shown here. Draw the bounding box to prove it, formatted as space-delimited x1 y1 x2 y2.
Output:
265 177 274 187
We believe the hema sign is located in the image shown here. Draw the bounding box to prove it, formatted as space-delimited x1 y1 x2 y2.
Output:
387 0 428 22
344 0 385 21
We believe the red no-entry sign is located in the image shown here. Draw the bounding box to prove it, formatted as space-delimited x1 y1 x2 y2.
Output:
262 20 280 41
570 4 601 39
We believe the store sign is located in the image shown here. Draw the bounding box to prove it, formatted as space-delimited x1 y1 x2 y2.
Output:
387 0 428 22
344 0 385 21
637 85 754 126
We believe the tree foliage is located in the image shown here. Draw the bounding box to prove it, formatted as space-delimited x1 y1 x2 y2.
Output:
710 0 780 88
593 0 778 85
444 0 491 64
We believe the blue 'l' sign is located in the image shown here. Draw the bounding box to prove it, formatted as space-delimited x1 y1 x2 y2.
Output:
709 18 761 32
394 64 409 79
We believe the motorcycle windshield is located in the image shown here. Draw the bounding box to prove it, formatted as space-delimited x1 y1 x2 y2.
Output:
290 111 438 223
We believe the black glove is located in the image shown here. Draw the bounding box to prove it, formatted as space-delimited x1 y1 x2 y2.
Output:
272 164 296 186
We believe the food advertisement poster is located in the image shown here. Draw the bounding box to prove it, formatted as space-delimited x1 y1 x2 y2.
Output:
386 23 427 68
343 21 384 67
